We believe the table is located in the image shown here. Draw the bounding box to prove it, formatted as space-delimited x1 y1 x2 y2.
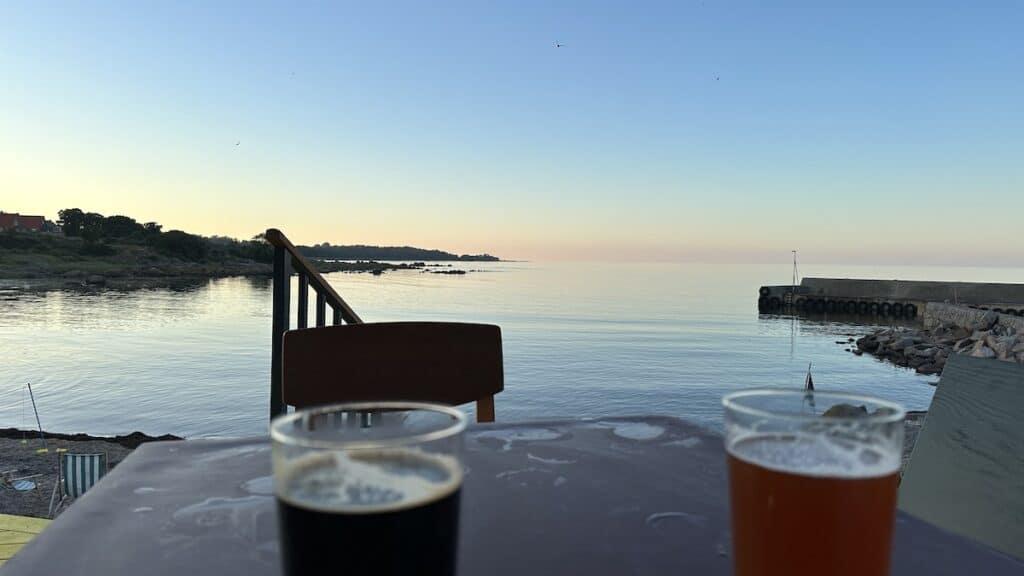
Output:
3 417 1021 575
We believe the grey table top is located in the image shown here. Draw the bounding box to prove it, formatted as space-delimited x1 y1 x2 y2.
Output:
3 416 1022 575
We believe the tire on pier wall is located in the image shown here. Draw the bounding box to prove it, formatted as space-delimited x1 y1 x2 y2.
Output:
892 302 905 317
879 302 893 316
868 302 879 315
825 300 838 313
769 296 782 311
757 297 769 313
759 287 770 296
904 303 918 318
813 299 826 313
857 301 870 314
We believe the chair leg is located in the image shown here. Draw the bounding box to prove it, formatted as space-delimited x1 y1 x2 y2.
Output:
476 396 495 423
47 478 61 518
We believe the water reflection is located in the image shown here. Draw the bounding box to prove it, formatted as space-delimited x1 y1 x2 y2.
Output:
0 263 990 437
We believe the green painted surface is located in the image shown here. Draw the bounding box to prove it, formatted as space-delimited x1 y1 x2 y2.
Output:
899 355 1024 560
0 513 50 566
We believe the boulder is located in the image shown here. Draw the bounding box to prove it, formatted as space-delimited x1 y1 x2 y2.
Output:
954 338 974 352
951 327 971 340
908 356 928 369
906 346 937 358
890 337 918 351
1012 343 1024 355
916 363 942 375
823 404 869 418
992 337 1017 361
984 334 1000 350
971 344 996 359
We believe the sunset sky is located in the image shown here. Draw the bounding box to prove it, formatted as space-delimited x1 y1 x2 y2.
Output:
2 1 1022 264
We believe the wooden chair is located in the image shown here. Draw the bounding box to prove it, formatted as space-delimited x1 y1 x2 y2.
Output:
282 322 503 422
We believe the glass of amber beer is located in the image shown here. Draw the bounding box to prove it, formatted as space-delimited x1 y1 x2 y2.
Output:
723 389 905 576
271 402 467 576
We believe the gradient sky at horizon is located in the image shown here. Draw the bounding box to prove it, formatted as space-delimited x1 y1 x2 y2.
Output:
2 1 1022 265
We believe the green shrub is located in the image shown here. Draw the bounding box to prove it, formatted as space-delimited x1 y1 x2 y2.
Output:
151 230 209 261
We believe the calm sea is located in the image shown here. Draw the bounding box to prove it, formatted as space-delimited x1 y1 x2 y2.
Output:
3 262 1022 438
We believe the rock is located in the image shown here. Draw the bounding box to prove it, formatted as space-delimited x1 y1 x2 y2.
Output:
951 327 971 340
916 363 942 375
823 404 869 418
991 337 1016 360
85 274 106 285
889 337 918 351
856 337 879 352
1012 343 1024 355
835 340 847 344
984 334 1000 349
852 349 863 356
971 344 996 359
906 346 935 358
954 338 975 352
908 356 928 369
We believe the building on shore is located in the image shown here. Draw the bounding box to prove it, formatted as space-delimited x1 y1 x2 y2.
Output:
0 212 59 233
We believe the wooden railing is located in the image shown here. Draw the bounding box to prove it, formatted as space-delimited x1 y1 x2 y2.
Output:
265 228 363 419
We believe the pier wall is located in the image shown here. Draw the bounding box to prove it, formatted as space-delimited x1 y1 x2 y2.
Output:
757 278 1024 318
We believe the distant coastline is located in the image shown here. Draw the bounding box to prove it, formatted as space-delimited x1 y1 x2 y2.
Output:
0 208 500 281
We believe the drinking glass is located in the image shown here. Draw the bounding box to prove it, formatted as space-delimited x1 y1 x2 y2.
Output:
723 389 905 576
271 402 467 576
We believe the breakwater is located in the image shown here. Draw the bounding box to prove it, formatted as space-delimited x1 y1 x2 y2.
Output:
758 278 1024 318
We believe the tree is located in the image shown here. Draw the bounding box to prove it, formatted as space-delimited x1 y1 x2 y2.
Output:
102 215 143 238
81 220 104 244
143 222 163 236
57 208 85 236
153 230 209 261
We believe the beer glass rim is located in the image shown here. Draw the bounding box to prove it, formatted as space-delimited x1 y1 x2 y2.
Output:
722 388 906 424
270 401 468 450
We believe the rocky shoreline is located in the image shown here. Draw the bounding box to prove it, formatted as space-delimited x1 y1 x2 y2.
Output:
854 312 1024 377
0 429 182 518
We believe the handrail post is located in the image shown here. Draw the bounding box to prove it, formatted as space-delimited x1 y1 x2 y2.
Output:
270 243 292 420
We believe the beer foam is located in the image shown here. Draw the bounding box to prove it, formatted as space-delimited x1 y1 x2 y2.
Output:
726 433 900 478
276 448 462 513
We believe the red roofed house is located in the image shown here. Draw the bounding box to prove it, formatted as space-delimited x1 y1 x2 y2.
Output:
0 212 47 232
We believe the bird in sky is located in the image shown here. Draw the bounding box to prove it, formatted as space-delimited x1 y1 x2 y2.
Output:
715 76 720 81
554 41 565 48
235 141 240 146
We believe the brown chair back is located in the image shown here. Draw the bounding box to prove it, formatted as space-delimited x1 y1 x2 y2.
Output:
282 322 503 422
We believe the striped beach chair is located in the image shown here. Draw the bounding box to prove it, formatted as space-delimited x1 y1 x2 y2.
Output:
47 453 107 517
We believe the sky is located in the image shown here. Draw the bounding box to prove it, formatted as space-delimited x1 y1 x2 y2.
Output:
1 1 1022 264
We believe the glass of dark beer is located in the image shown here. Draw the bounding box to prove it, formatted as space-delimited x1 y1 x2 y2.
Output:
723 389 905 576
271 402 467 576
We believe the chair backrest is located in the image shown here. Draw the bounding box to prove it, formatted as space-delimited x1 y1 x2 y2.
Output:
61 453 107 499
282 322 504 422
899 354 1024 560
